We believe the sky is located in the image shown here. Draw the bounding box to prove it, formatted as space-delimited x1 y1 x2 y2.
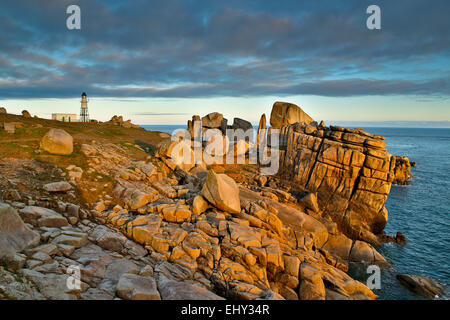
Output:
0 0 449 126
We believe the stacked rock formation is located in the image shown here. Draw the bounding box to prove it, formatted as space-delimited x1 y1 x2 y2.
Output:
257 114 267 150
277 122 394 244
392 156 413 185
270 102 314 128
185 113 255 161
201 112 227 135
22 110 32 118
107 115 141 129
188 113 254 138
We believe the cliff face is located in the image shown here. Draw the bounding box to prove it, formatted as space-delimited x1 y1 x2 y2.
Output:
277 123 395 243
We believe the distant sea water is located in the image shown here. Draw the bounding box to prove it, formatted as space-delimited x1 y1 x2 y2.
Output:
141 125 184 135
143 125 450 300
354 128 450 300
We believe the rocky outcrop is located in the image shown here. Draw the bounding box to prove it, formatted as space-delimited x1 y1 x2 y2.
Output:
43 181 73 193
0 107 6 114
107 115 140 129
204 133 230 157
378 231 407 245
40 129 74 155
202 112 224 129
270 102 314 128
0 204 40 260
157 275 224 300
157 139 196 172
187 115 202 140
1 121 24 134
232 118 253 132
277 123 393 243
192 195 209 215
19 206 69 228
233 140 252 156
185 113 256 161
202 170 241 214
397 274 446 299
257 114 267 149
392 156 413 185
2 122 15 134
22 110 32 118
116 273 161 300
0 135 381 301
0 112 388 301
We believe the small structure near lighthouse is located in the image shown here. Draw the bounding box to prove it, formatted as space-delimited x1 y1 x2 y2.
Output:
52 113 77 122
79 92 90 122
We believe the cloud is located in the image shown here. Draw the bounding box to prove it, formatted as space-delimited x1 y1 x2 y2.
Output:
0 0 449 99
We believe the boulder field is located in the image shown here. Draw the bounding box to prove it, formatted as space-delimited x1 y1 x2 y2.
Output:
0 103 426 301
0 139 384 300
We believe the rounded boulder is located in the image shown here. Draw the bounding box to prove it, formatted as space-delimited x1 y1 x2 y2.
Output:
40 129 74 155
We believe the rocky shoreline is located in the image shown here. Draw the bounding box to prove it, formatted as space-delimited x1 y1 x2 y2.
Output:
0 104 445 300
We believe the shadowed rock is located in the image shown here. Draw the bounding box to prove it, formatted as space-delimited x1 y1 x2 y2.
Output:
0 204 40 260
232 118 253 131
397 274 446 299
157 275 224 300
116 273 161 300
392 156 413 185
22 110 32 118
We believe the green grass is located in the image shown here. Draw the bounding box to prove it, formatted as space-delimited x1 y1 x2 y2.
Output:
35 143 88 173
135 140 156 155
95 127 126 137
0 142 28 157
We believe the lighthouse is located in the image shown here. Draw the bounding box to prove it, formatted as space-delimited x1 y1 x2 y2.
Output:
79 92 90 122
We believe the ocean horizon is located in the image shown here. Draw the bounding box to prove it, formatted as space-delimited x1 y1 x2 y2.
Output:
141 122 450 133
142 124 450 134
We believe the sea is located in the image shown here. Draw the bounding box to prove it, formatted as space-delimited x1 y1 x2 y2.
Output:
143 125 450 300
